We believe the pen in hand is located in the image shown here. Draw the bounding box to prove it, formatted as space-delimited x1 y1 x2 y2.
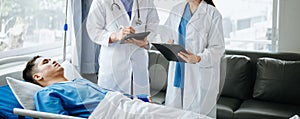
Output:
117 26 136 40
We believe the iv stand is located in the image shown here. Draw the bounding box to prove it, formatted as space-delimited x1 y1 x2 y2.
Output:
63 0 69 61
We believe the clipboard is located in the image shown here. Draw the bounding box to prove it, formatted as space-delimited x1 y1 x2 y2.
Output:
151 43 187 62
120 31 150 44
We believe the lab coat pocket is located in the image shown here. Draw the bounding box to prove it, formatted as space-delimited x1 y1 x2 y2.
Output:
199 67 213 90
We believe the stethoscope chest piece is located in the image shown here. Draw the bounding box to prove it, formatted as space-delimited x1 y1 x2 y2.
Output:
135 19 142 26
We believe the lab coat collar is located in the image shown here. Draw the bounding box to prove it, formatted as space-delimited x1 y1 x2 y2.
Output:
198 0 208 14
173 2 188 30
178 2 187 17
130 0 138 25
180 1 208 14
188 0 208 24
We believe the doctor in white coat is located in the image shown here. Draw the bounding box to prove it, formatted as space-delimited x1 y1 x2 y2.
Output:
162 0 225 118
86 0 159 95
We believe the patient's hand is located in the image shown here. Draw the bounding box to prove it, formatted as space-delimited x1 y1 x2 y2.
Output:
148 96 153 103
134 94 152 103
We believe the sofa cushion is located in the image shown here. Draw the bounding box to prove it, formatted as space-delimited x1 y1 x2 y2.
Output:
217 96 243 119
254 58 300 105
151 92 166 105
234 99 300 119
221 55 252 99
148 50 169 92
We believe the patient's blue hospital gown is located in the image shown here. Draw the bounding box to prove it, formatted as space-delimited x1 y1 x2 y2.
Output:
34 78 149 118
34 78 107 118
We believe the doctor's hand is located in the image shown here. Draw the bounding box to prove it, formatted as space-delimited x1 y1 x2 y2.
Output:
125 38 149 49
166 39 174 44
109 26 135 43
178 49 201 64
120 26 135 37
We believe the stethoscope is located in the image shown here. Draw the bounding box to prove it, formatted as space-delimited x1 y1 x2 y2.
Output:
111 0 142 26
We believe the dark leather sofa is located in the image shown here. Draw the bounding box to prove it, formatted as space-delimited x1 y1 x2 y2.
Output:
148 50 300 119
218 50 300 119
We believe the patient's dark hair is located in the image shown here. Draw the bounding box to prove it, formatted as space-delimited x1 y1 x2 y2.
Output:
204 0 215 7
23 55 41 86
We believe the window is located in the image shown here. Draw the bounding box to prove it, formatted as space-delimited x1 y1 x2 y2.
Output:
215 0 276 52
154 0 277 52
0 0 66 59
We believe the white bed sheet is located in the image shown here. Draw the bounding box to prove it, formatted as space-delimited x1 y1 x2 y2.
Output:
89 91 212 119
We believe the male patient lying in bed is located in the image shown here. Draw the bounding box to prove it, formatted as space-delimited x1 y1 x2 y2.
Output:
22 56 150 118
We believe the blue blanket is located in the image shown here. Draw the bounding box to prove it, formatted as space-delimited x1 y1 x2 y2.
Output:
0 85 31 119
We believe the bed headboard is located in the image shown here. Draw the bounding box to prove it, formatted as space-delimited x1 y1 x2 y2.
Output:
0 71 22 86
0 56 32 86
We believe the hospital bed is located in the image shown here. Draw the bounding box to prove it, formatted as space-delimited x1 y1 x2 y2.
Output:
0 55 211 119
0 56 83 119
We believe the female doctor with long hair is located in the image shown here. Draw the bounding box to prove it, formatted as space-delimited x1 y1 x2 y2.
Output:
162 0 225 118
86 0 159 96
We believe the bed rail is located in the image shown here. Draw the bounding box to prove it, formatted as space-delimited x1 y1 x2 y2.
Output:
13 108 84 119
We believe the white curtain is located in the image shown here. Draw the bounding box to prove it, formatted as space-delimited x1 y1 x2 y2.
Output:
68 0 100 74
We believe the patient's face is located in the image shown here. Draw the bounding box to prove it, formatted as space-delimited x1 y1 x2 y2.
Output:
34 58 64 79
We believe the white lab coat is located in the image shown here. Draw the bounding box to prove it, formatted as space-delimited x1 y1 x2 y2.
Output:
86 0 159 95
163 1 225 118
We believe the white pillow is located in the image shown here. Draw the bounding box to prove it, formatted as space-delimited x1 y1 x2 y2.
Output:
61 61 82 80
6 61 82 110
6 77 42 110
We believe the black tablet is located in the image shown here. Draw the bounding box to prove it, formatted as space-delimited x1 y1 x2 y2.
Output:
120 31 150 44
152 43 187 62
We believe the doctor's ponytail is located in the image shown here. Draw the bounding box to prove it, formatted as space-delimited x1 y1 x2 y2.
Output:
204 0 215 7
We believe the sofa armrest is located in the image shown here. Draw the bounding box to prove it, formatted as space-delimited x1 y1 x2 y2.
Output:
13 108 84 119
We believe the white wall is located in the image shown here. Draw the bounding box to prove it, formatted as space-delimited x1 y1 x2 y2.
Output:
278 0 300 53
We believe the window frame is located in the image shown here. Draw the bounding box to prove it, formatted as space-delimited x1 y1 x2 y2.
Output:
0 0 67 59
222 0 279 52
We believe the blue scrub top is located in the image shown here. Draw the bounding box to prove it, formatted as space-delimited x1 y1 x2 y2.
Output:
121 0 134 19
34 78 107 118
174 3 193 88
